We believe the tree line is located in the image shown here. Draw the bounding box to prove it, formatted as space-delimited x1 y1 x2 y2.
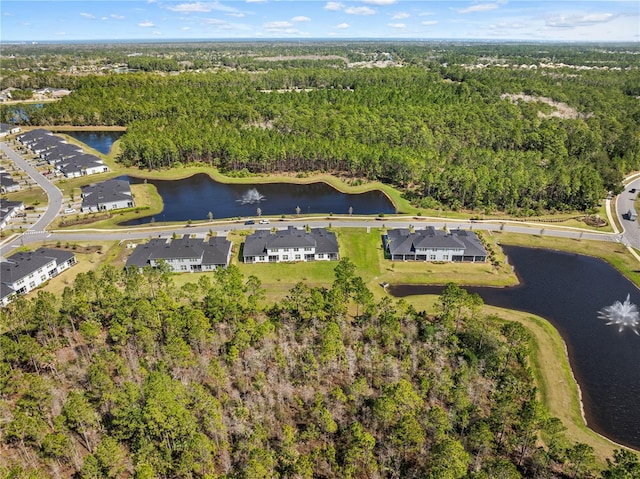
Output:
2 51 639 213
1 261 638 478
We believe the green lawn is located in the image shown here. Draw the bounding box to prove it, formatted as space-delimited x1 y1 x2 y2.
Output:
203 227 518 303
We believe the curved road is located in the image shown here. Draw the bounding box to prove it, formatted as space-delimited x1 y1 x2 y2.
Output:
0 140 632 257
1 142 62 255
615 175 640 251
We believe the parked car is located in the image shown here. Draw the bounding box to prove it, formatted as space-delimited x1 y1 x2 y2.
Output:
64 208 76 214
244 219 255 225
259 219 270 224
630 188 636 194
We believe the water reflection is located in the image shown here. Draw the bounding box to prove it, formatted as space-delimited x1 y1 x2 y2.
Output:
389 246 640 449
119 173 396 224
64 130 124 155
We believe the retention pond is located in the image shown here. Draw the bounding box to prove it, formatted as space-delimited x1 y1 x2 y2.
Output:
390 245 640 450
118 173 396 225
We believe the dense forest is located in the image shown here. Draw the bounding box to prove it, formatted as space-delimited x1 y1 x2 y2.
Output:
2 260 638 478
2 43 639 214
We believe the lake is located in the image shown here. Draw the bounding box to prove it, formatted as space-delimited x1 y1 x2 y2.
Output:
64 130 124 155
390 245 640 450
118 173 396 225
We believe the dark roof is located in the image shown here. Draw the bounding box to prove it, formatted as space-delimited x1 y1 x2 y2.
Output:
0 174 18 188
58 154 105 175
202 237 233 266
43 142 83 160
125 238 168 268
17 128 52 143
386 227 487 257
243 226 338 257
81 179 132 209
149 235 205 261
0 199 23 224
0 252 56 284
126 236 232 268
30 136 64 151
1 282 15 301
32 247 75 265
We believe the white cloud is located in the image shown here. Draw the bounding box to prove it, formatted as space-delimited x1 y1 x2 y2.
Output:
546 13 616 28
54 32 66 36
138 20 155 27
80 12 96 20
421 20 438 26
182 26 191 30
392 12 409 20
246 0 266 3
388 23 405 28
362 0 396 5
110 14 125 20
264 21 293 29
456 3 500 14
324 2 344 12
167 2 238 13
3 12 14 17
292 16 311 22
419 11 435 17
345 6 375 15
204 18 228 25
228 12 245 17
336 22 349 29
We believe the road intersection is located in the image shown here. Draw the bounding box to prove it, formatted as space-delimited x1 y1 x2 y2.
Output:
0 140 636 261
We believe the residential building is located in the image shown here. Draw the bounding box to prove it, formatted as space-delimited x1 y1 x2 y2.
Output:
0 199 24 229
385 227 488 262
126 235 232 272
17 128 109 177
243 226 339 263
0 123 20 137
0 171 20 193
0 248 77 306
81 179 134 212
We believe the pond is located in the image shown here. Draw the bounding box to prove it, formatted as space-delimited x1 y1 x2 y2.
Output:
64 130 124 155
118 173 396 225
389 245 640 450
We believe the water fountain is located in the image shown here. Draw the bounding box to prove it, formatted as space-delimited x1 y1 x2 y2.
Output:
237 188 265 205
598 294 640 335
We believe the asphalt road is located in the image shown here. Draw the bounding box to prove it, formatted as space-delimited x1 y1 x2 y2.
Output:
1 141 63 255
0 140 623 256
615 177 640 250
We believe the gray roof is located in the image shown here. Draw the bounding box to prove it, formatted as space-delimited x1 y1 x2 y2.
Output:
17 128 52 144
0 252 56 284
1 282 15 301
386 227 487 257
125 238 168 268
126 236 232 268
149 235 206 261
43 142 83 160
202 237 233 266
30 136 65 152
32 247 75 266
58 154 106 175
243 226 338 258
0 174 18 188
0 123 15 134
81 179 132 209
0 199 23 223
0 199 23 211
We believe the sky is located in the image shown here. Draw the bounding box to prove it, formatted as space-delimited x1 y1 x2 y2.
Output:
1 1 638 43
